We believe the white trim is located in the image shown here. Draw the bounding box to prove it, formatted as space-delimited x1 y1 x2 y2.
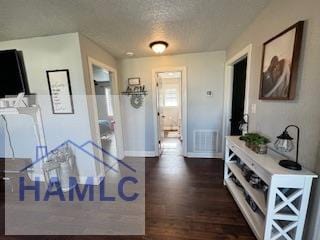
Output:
87 57 125 162
187 152 223 158
152 66 188 157
222 44 252 156
124 151 156 157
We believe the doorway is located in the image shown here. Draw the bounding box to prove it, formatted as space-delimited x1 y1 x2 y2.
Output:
152 67 187 157
157 71 182 156
230 57 247 135
92 64 117 156
88 57 124 165
222 44 252 150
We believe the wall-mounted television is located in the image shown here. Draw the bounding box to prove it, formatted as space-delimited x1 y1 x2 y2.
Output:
0 49 30 99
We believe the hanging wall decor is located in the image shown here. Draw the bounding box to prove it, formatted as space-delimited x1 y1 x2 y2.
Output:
46 69 74 114
259 21 304 100
121 78 147 109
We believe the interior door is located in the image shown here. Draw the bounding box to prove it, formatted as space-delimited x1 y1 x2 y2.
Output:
156 74 165 155
230 57 247 135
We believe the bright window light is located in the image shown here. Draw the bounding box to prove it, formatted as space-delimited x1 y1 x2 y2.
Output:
164 89 178 107
105 88 114 116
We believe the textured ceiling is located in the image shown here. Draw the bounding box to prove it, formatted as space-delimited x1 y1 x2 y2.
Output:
0 0 269 58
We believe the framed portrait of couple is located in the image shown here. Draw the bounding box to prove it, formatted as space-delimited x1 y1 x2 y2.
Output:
259 21 304 100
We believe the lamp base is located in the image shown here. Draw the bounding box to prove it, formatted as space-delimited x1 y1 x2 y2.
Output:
279 160 302 171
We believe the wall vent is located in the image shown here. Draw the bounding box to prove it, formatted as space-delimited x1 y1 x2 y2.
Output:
193 129 219 153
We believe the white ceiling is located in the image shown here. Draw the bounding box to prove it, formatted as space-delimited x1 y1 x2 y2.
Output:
0 0 269 59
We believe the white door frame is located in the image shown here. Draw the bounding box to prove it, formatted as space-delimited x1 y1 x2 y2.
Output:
87 57 125 161
152 66 187 156
222 44 252 152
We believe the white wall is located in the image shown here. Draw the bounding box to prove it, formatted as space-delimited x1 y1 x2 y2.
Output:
226 0 320 238
119 51 225 154
0 33 98 179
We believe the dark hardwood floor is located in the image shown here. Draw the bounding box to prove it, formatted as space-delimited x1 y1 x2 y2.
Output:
1 154 255 239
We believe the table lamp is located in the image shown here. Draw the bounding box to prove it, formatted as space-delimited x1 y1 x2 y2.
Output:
274 125 302 171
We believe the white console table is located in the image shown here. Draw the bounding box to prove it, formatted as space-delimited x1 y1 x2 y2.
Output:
224 136 317 240
0 106 47 179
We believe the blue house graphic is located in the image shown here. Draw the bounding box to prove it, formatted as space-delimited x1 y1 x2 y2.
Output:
20 140 136 173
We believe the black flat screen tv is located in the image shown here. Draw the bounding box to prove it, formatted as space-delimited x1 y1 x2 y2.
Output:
0 49 30 98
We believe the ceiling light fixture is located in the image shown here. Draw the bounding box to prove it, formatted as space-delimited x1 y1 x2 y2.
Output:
126 52 134 57
149 41 168 54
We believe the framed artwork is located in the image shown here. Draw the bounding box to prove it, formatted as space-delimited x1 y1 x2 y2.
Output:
46 69 74 114
259 21 304 100
128 77 140 86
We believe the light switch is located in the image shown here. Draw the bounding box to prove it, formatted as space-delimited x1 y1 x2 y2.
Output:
251 104 256 114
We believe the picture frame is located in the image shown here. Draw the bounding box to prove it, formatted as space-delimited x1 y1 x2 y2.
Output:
128 77 140 86
259 21 304 100
46 69 74 114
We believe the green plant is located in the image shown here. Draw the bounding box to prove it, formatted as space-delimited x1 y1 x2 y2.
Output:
253 136 270 145
242 133 260 143
241 133 270 145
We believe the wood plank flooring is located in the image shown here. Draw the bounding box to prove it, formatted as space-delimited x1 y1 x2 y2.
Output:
1 155 255 239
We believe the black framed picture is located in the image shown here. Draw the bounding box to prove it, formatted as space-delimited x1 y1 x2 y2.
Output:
259 21 304 100
46 69 74 114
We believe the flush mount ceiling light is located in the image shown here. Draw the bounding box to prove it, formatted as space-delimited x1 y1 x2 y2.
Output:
126 51 134 57
149 41 168 54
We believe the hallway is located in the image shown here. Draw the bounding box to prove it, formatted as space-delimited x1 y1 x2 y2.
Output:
161 130 183 156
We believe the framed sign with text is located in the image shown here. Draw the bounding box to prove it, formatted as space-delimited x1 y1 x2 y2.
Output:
46 69 74 114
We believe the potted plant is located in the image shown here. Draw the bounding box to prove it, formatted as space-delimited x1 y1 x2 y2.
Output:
240 133 270 154
241 133 260 150
252 136 270 154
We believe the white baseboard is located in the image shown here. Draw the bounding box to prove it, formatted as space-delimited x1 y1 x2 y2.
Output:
187 152 223 158
124 151 156 157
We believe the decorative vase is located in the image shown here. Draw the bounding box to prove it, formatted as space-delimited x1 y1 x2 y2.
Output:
245 141 252 148
255 144 268 154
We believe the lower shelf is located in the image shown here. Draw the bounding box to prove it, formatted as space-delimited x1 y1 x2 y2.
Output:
226 179 265 240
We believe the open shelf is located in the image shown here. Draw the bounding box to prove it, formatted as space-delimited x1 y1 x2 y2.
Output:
226 179 265 240
225 136 317 240
227 162 267 215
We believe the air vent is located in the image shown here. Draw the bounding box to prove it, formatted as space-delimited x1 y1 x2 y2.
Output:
193 129 218 153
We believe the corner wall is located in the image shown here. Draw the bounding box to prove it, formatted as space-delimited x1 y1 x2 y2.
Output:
226 0 320 238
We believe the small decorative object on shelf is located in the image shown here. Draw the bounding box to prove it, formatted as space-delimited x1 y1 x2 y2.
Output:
244 191 258 212
239 113 249 134
240 133 270 154
121 78 147 109
274 124 301 170
231 175 243 189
